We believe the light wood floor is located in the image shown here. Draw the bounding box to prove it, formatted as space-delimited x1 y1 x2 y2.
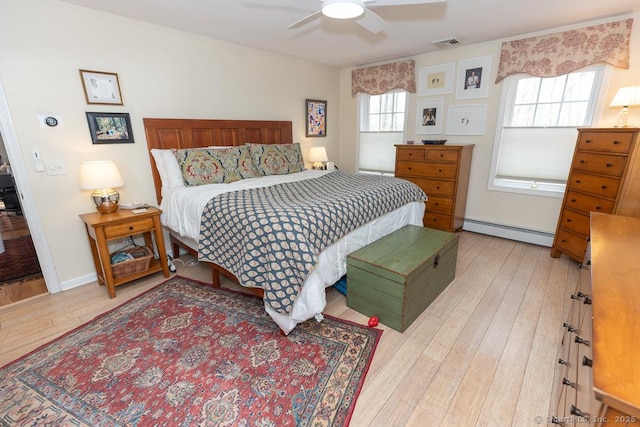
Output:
0 231 578 426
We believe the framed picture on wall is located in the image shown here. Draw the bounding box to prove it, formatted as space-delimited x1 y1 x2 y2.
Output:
306 99 327 137
86 112 134 144
416 98 444 134
445 104 487 135
417 62 455 97
455 56 492 100
79 69 124 105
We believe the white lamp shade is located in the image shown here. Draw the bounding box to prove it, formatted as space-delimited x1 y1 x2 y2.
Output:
79 160 124 191
308 146 329 162
610 86 640 107
322 0 365 19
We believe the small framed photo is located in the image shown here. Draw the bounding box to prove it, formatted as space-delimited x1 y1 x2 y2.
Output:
445 104 487 135
416 98 444 135
417 62 455 97
306 99 327 137
456 56 492 100
79 69 123 105
85 112 134 144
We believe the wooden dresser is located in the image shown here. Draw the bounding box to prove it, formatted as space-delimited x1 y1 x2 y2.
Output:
552 212 640 426
395 144 473 232
550 128 640 263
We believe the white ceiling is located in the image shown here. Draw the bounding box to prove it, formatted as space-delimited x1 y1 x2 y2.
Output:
60 0 639 68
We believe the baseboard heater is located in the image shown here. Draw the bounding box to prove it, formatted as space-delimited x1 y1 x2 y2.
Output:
462 219 554 248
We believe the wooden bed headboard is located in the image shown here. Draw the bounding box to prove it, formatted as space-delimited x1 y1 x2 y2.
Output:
143 118 293 204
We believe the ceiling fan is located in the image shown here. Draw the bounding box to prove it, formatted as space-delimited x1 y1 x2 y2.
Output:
286 0 446 34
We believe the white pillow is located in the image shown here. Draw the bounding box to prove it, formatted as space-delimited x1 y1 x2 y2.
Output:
150 149 184 188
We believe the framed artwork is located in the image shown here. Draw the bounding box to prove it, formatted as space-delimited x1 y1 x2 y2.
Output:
445 105 487 135
306 99 327 137
455 56 492 100
85 112 134 144
415 98 444 135
79 69 123 105
417 62 455 97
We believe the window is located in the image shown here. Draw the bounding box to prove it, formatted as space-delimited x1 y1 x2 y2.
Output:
358 91 407 174
488 66 605 197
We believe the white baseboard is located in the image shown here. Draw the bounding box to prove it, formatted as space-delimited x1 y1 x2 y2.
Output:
463 219 554 247
58 272 97 292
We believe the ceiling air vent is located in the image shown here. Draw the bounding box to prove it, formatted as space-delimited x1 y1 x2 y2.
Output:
430 37 461 48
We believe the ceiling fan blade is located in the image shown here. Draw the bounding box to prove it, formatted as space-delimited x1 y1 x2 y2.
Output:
357 8 387 34
368 0 445 5
286 10 323 30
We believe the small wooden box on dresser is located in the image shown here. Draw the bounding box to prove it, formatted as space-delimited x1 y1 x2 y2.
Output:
550 128 640 263
552 212 640 426
395 144 474 232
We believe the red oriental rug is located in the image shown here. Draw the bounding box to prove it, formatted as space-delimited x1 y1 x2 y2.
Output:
0 276 381 426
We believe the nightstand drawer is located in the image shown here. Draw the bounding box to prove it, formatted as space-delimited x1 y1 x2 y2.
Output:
104 218 155 239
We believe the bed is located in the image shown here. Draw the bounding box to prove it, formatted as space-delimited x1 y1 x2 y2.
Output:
144 118 426 333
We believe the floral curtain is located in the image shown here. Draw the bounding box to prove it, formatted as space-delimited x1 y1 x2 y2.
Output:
352 59 416 97
495 18 633 83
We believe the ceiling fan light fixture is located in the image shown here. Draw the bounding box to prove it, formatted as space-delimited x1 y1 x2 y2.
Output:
322 0 365 20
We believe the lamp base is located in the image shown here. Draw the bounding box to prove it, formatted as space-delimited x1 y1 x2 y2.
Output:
614 106 629 128
91 190 120 214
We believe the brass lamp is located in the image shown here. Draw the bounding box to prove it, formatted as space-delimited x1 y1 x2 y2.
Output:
610 86 640 128
80 160 124 214
308 146 328 170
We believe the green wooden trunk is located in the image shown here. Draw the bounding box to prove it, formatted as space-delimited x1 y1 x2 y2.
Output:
346 225 458 332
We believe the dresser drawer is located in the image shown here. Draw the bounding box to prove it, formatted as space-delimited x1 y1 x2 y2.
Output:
554 228 588 261
396 161 458 179
396 148 426 161
564 191 615 215
577 131 634 154
400 177 456 197
426 195 453 214
572 152 626 177
567 171 621 199
423 211 452 230
426 149 460 162
559 209 590 237
104 218 155 239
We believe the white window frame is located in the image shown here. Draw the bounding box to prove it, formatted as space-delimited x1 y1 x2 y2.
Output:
488 65 608 198
357 90 408 174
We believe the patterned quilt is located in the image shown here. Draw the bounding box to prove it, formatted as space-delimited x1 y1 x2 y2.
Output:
198 171 426 314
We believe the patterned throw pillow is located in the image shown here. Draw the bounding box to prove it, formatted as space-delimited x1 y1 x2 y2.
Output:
247 143 305 176
174 146 259 186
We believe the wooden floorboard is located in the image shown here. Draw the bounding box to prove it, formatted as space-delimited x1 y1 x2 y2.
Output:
0 231 579 426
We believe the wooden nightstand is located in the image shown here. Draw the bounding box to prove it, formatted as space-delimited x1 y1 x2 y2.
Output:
79 206 170 298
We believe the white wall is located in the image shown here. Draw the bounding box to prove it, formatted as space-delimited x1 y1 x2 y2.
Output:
0 0 339 289
339 13 640 235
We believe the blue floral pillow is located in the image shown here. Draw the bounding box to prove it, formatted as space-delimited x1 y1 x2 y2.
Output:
174 146 258 186
246 143 305 176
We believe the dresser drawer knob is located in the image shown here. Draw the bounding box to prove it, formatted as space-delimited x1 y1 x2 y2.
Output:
595 206 601 210
570 405 589 419
606 163 612 167
566 218 572 223
562 322 577 333
438 169 443 173
601 185 607 189
585 139 592 143
550 417 564 425
570 199 576 203
575 179 581 183
582 356 593 367
558 358 567 365
576 292 586 298
574 336 590 346
562 378 576 388
583 296 592 305
613 140 619 144
580 159 586 163
570 293 580 300
129 226 134 230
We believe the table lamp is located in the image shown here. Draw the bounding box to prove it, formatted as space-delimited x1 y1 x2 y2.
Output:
610 86 640 128
80 160 124 214
308 146 328 170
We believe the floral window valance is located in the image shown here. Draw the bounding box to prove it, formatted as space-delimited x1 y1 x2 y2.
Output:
495 18 633 83
352 59 416 97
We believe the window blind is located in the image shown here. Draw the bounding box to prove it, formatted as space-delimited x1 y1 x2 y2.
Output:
358 132 403 173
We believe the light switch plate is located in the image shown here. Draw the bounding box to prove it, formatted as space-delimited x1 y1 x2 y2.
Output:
45 160 67 176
